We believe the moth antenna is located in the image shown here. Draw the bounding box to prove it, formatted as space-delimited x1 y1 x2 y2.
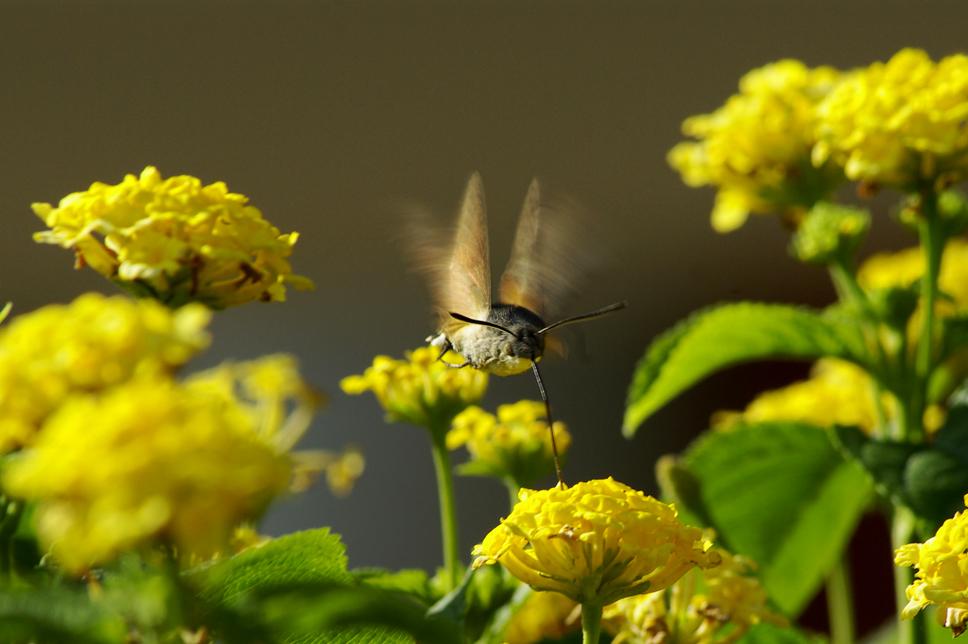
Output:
449 312 516 336
530 359 564 488
537 301 627 335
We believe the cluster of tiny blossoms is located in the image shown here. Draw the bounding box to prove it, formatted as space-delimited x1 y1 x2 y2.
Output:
814 49 968 191
447 400 570 488
341 346 488 433
603 547 785 644
0 293 211 453
33 167 314 309
473 478 720 606
187 354 364 495
2 376 292 573
895 495 968 635
668 60 843 232
671 49 968 231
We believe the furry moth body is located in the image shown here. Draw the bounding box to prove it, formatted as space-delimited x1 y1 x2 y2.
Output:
419 173 626 484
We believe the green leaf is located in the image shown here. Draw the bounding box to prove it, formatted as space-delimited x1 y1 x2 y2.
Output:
624 303 864 436
681 423 871 615
353 568 435 605
192 528 350 608
257 583 462 644
0 588 127 644
735 622 821 644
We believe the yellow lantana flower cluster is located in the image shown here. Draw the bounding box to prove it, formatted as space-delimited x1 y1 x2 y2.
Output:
473 478 720 606
33 167 314 309
447 400 570 488
2 376 292 574
187 355 364 495
814 49 968 191
895 494 968 636
668 60 843 232
0 293 211 453
341 347 488 433
504 590 580 644
714 358 883 435
603 547 785 644
859 238 968 310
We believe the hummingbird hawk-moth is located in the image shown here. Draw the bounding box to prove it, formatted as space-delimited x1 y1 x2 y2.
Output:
414 173 625 484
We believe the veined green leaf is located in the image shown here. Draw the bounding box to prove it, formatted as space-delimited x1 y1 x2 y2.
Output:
624 303 864 436
679 423 871 615
191 528 349 608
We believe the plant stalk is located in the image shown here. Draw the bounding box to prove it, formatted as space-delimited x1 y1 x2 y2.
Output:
581 601 603 644
430 430 461 593
912 194 944 444
826 555 856 644
892 504 928 644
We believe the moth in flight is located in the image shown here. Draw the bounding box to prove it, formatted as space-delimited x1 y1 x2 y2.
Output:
414 173 625 484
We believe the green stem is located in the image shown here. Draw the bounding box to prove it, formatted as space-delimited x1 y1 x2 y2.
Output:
430 431 460 593
581 601 603 644
826 555 856 644
505 479 521 512
829 258 869 309
892 505 928 644
912 193 944 443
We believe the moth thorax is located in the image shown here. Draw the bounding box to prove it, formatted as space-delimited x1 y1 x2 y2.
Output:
487 303 547 359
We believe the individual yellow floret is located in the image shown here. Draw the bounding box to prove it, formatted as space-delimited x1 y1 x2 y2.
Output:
32 167 314 309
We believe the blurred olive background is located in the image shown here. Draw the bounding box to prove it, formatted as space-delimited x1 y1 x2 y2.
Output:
0 0 962 598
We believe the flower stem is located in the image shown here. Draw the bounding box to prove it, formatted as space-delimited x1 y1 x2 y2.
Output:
826 555 856 644
430 430 461 593
581 601 603 644
892 505 928 644
505 479 521 511
912 193 944 443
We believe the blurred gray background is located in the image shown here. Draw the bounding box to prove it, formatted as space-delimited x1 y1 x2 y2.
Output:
0 1 961 585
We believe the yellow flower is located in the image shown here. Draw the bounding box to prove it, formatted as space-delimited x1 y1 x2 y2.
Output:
447 400 570 488
504 590 580 644
814 49 968 191
473 478 720 606
33 167 314 309
858 238 968 310
0 293 211 454
341 347 488 434
668 60 844 232
185 354 363 496
714 358 883 435
895 494 968 636
604 547 786 644
2 376 291 574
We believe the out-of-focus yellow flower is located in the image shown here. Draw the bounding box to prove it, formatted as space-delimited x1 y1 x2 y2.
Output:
895 494 968 636
814 49 968 191
32 167 314 309
2 376 291 574
859 239 968 310
668 60 844 232
504 590 580 644
0 293 211 454
714 358 883 435
185 354 363 496
447 400 570 488
604 547 786 644
341 347 488 434
473 478 720 606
